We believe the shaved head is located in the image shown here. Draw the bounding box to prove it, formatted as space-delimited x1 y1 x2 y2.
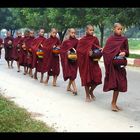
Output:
86 24 94 30
86 24 94 35
68 28 76 33
50 28 58 38
7 31 11 37
113 23 122 29
51 28 57 32
39 29 45 37
16 31 22 37
68 28 76 38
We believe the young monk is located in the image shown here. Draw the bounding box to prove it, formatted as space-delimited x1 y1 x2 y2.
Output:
19 30 31 75
13 31 23 72
26 30 35 77
32 29 47 83
77 25 102 102
60 28 78 95
4 31 14 68
102 23 129 112
44 28 61 86
0 38 3 59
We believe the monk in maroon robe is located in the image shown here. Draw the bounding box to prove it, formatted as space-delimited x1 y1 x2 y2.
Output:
44 28 61 86
77 25 102 102
13 31 23 72
26 30 35 77
0 38 3 59
60 28 78 95
4 31 14 68
103 23 129 112
19 30 31 75
32 29 47 83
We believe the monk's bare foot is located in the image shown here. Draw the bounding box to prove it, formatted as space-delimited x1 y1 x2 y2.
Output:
85 97 92 102
52 82 56 86
67 88 73 92
89 89 96 101
90 96 96 101
34 77 38 80
72 92 78 96
44 81 48 85
116 105 122 111
33 74 38 80
40 79 43 83
23 72 27 75
111 104 119 112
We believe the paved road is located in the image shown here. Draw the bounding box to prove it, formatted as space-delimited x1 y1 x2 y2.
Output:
0 49 140 132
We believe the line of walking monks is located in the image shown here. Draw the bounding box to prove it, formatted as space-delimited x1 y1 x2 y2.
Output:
0 23 129 112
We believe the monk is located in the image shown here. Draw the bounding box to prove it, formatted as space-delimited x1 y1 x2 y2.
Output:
44 28 61 86
13 31 23 72
60 28 78 95
26 30 35 77
19 30 31 75
0 38 3 59
32 29 47 83
102 23 129 112
77 25 102 102
4 31 14 68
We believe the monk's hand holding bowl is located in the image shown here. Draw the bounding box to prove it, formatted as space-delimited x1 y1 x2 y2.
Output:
56 46 60 49
0 44 3 48
99 48 103 52
40 44 43 48
89 50 93 56
8 40 12 45
119 52 126 57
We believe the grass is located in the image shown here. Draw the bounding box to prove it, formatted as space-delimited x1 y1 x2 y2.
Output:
128 39 140 50
0 95 55 132
128 54 140 59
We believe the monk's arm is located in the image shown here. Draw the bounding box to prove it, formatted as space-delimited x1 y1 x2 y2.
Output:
123 39 129 57
95 37 100 47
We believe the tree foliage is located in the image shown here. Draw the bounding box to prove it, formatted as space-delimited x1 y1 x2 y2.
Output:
0 8 140 42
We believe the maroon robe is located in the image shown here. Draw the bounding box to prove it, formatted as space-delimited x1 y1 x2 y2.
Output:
0 38 3 59
19 36 31 66
26 36 35 68
13 36 23 61
4 36 14 61
45 36 61 76
103 34 129 92
32 36 47 73
60 37 78 81
77 34 102 86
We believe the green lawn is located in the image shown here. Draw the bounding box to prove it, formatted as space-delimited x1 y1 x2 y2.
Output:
128 39 140 50
0 95 55 132
128 53 140 59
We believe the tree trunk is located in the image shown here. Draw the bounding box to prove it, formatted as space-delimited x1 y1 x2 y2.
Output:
11 29 15 37
58 28 67 42
98 24 104 47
